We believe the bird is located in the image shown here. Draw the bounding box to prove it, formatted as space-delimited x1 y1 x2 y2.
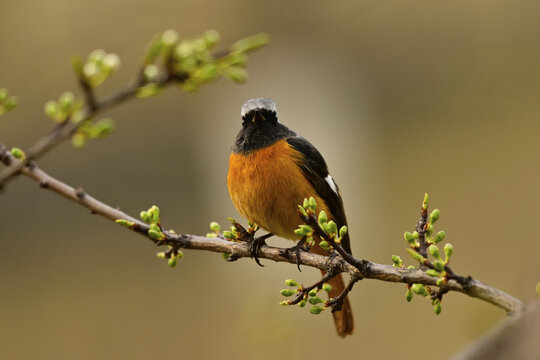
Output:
227 98 354 337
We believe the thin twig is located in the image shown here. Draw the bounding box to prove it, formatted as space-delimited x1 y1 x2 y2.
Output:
0 144 525 315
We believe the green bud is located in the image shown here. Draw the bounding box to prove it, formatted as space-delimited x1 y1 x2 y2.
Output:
0 88 7 102
428 244 441 259
148 229 164 241
71 133 87 149
407 265 415 270
433 260 445 271
206 233 217 238
426 224 434 237
299 299 307 308
10 147 25 160
339 225 348 238
429 209 441 224
161 29 179 46
326 221 337 235
318 210 328 226
536 282 540 295
319 240 330 252
280 289 296 297
422 193 429 211
308 297 324 305
203 29 220 48
88 49 106 63
115 219 135 228
195 63 218 83
411 283 428 296
149 205 160 223
140 211 150 223
3 97 18 111
310 306 325 315
302 198 309 209
156 252 166 258
391 255 403 267
306 236 315 246
89 118 115 139
168 257 177 267
143 64 159 81
59 92 75 112
44 101 58 119
444 243 453 259
432 231 446 243
230 33 270 53
150 223 160 232
223 231 235 240
279 301 289 306
426 269 441 277
322 283 332 293
406 248 425 263
404 231 417 244
221 253 230 261
308 289 317 297
436 278 445 286
434 301 442 315
102 53 120 71
285 279 298 287
209 221 221 233
406 290 413 302
175 250 183 260
308 197 317 211
297 205 308 217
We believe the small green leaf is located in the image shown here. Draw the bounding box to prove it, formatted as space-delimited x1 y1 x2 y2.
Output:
308 289 317 297
115 219 135 228
422 193 429 211
309 306 324 315
230 33 270 53
406 248 425 263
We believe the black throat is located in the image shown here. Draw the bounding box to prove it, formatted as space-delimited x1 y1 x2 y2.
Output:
232 109 295 154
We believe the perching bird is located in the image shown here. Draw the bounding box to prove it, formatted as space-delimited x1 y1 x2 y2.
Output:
227 98 354 337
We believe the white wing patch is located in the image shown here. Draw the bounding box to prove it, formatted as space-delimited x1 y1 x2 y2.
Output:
325 175 338 194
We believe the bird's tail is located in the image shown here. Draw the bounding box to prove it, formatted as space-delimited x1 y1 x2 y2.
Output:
324 271 354 337
311 244 354 337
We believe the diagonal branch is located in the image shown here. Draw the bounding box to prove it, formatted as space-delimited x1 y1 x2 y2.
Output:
0 143 525 315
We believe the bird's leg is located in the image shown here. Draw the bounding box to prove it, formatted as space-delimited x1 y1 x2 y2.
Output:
247 232 273 267
280 236 309 272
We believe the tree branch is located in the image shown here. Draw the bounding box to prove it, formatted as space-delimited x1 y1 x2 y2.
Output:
0 73 175 188
0 143 525 315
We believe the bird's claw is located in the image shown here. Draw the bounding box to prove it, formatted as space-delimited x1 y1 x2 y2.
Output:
280 237 309 272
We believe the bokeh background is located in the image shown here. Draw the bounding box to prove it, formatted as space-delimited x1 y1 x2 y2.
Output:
1 1 539 359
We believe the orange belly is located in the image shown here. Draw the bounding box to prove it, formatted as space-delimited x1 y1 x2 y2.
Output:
227 139 332 240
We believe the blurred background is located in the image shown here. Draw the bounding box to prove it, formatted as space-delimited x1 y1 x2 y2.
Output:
1 0 540 358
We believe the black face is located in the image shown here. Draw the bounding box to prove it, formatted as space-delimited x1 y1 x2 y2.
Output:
232 108 295 154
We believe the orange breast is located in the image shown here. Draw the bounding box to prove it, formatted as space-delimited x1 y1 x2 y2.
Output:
227 139 332 240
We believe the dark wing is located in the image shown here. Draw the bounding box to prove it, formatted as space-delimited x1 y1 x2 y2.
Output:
286 136 352 254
